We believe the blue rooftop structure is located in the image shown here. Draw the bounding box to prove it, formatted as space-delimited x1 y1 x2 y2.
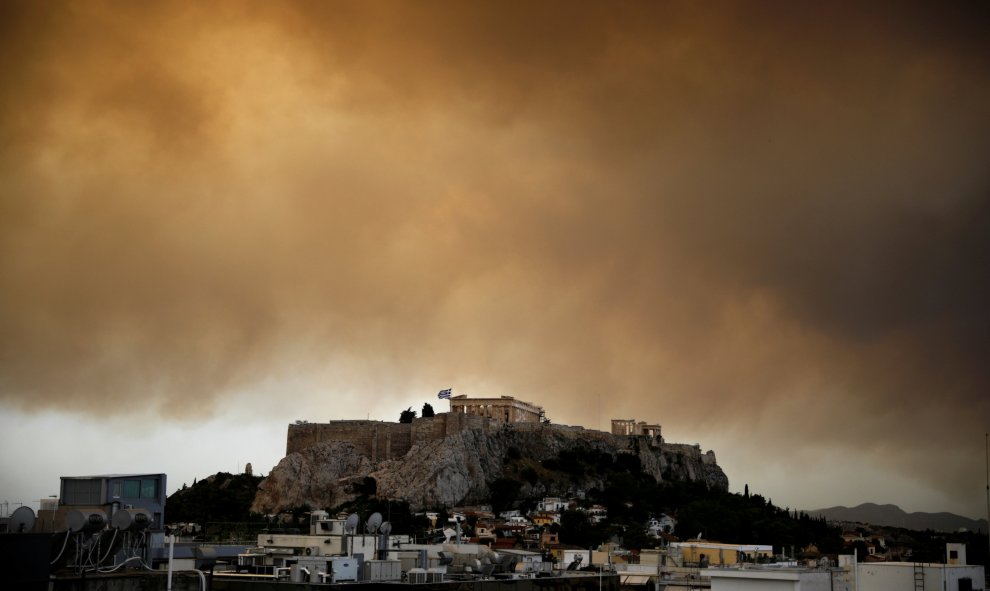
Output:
59 473 166 531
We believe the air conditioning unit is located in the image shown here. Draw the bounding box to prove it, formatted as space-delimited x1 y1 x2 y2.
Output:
427 568 446 583
330 557 358 582
407 568 427 584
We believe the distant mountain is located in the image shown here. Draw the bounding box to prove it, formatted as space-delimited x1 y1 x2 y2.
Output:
808 503 988 533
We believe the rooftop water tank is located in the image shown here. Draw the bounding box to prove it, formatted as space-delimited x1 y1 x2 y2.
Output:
65 509 106 533
111 508 151 531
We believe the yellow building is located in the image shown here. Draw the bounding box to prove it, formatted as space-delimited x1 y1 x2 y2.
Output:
672 541 773 566
531 513 556 527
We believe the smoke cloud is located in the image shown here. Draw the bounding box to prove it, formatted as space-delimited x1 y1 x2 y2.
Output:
1 1 988 516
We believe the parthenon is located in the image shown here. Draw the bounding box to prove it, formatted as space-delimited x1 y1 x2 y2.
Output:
447 395 544 423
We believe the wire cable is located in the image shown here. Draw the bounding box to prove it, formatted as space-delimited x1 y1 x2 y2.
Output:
50 530 72 565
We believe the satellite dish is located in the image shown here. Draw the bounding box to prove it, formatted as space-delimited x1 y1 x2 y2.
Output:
379 521 392 535
9 506 36 533
366 512 383 534
344 513 359 534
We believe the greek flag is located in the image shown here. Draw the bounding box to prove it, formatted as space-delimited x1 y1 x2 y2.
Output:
437 388 452 399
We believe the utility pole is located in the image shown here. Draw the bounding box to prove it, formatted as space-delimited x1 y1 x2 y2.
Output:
985 433 989 575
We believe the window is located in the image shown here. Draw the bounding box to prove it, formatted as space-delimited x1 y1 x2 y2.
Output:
111 482 122 498
62 479 102 505
949 550 958 559
122 480 140 498
140 479 158 499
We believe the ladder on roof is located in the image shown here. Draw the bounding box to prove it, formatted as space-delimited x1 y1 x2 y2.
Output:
913 562 925 591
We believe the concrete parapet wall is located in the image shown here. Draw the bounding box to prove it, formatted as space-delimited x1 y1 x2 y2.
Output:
50 572 204 591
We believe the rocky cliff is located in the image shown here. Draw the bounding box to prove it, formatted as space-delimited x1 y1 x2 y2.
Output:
252 420 728 514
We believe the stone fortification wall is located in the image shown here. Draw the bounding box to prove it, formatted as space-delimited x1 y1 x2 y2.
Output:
438 411 500 435
287 420 413 462
513 422 618 446
287 413 502 462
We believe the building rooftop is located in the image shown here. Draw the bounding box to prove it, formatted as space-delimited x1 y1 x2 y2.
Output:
61 473 163 479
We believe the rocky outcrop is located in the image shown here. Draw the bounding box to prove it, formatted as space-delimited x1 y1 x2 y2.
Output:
654 443 730 491
252 420 728 513
252 440 373 513
370 427 508 508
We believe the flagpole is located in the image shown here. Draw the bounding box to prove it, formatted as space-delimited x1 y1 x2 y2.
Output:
437 387 453 412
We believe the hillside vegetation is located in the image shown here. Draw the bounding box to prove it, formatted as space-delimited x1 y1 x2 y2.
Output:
496 445 842 552
167 472 265 526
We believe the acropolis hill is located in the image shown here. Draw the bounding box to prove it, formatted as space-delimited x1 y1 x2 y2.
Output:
253 395 728 513
285 397 548 460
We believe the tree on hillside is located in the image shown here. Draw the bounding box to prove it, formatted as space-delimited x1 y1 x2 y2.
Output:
422 403 435 418
489 478 522 515
399 407 417 423
560 509 601 549
166 472 265 525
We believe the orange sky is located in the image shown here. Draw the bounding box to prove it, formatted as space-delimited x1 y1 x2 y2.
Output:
1 1 989 519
